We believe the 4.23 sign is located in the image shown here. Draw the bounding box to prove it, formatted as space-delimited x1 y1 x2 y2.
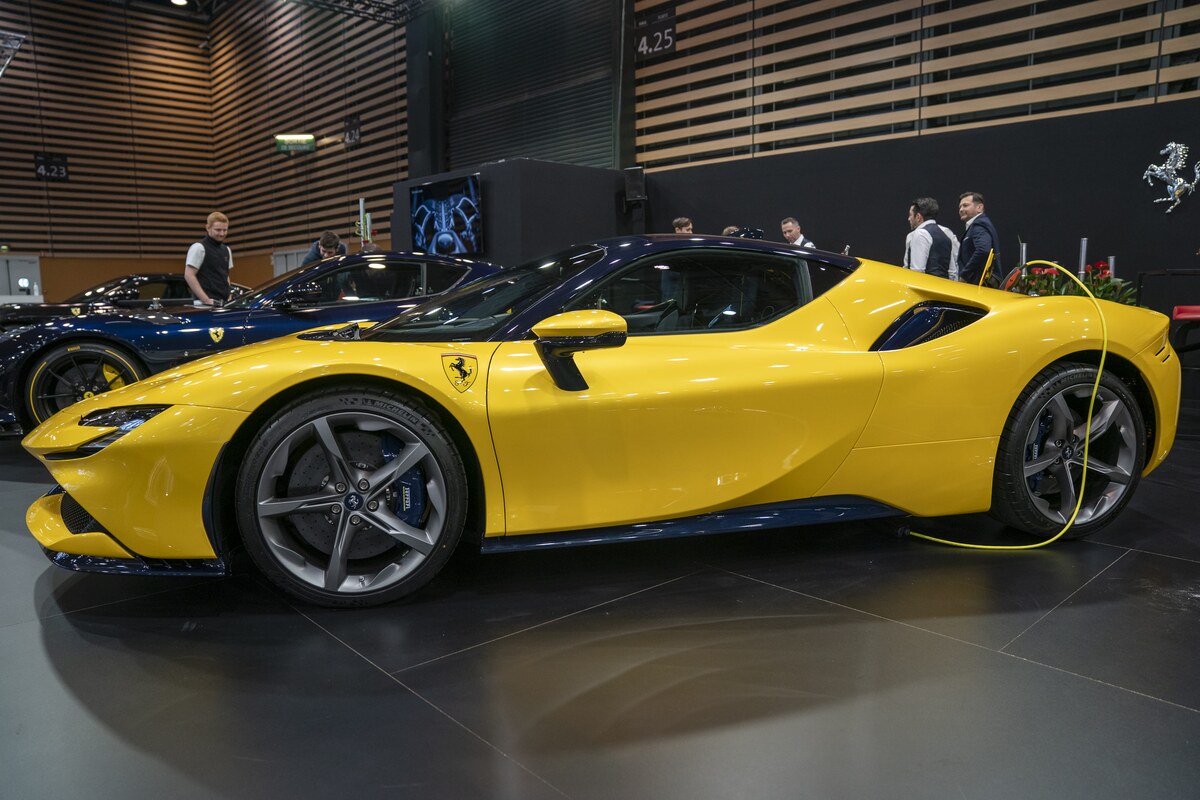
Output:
34 153 69 182
634 9 675 61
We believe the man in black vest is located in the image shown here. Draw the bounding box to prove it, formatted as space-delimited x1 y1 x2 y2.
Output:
904 197 959 280
184 211 234 306
780 217 815 248
956 192 1001 286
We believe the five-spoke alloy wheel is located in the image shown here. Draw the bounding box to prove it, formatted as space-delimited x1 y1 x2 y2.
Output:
236 389 468 607
992 362 1146 538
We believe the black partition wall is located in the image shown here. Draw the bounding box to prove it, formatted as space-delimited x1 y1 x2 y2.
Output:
394 98 1200 311
646 98 1200 286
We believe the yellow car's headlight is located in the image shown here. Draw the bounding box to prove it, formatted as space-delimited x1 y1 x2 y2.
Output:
44 405 173 461
79 404 171 431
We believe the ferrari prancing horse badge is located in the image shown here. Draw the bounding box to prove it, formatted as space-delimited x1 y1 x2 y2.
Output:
209 327 224 343
442 354 478 392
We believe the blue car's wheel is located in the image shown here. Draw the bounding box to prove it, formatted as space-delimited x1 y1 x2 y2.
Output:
25 341 147 428
991 362 1145 538
235 388 468 607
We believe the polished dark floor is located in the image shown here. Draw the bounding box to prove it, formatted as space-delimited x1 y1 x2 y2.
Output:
2 433 1199 799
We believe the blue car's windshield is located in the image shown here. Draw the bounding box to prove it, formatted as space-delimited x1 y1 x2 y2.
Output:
222 266 313 309
63 278 127 303
365 244 604 342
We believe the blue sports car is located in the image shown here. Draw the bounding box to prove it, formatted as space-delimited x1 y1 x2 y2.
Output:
0 273 251 331
0 252 498 430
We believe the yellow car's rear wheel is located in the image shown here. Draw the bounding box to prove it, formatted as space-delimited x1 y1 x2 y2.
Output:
25 341 147 427
991 362 1145 538
235 388 468 607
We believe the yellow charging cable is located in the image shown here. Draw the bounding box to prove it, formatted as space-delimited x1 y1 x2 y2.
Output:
909 259 1109 550
977 250 996 287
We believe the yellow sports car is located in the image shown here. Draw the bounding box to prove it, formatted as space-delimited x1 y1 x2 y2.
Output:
23 236 1180 606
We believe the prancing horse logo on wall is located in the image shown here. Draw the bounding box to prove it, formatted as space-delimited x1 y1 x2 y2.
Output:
209 327 224 343
441 353 478 392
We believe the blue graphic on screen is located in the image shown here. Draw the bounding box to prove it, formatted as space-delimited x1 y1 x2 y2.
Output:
411 174 483 255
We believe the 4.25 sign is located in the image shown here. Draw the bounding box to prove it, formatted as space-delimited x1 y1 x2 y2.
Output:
634 10 675 61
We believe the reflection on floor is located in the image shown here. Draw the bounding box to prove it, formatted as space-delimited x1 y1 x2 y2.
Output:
1 434 1198 799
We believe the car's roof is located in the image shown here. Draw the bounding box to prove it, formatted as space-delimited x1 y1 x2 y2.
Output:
582 234 861 271
81 273 251 291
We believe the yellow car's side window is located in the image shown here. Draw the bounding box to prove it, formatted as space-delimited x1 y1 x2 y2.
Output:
571 251 807 334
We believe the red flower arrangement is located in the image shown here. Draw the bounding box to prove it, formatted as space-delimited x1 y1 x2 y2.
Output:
1010 260 1136 304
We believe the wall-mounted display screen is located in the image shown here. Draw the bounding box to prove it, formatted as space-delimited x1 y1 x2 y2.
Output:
411 174 483 255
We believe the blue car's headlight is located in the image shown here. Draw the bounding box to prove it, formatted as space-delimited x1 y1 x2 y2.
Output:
46 405 172 460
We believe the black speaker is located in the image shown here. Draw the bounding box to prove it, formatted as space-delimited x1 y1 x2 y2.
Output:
623 166 647 202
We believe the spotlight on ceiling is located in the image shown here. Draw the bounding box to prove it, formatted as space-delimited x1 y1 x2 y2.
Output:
171 0 188 6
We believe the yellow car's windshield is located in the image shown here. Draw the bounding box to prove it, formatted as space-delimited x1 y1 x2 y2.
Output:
366 244 604 342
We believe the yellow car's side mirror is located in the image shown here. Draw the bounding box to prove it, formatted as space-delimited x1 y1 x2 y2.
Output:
531 310 627 391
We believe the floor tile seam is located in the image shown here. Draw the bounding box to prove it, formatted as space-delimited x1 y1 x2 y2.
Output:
1090 539 1200 566
998 650 1200 714
295 607 574 800
0 577 226 630
392 570 705 674
725 567 1200 714
996 549 1129 652
720 567 1002 655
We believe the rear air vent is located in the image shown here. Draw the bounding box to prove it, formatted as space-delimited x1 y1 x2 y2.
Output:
870 302 987 351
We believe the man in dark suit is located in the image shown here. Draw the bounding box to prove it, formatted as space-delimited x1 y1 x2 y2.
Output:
956 192 1001 286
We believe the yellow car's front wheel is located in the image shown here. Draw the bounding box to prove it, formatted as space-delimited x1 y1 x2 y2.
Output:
235 387 469 607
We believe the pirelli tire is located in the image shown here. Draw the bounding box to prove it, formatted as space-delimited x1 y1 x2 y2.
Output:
24 341 148 428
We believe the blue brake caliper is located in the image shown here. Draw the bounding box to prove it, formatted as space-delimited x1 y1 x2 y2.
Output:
1025 412 1053 492
381 435 427 527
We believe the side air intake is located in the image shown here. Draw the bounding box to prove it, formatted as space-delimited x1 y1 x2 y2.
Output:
870 302 987 351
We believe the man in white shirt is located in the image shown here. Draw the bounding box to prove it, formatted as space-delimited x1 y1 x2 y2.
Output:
903 198 959 281
184 212 234 306
780 217 814 248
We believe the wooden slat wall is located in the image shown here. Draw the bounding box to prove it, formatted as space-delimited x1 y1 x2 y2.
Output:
209 1 407 257
635 0 1200 170
0 0 214 257
0 0 407 271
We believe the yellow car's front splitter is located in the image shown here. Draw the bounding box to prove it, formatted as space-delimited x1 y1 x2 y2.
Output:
26 487 228 576
27 491 134 557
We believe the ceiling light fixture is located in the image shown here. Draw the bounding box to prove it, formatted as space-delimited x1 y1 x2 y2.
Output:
274 134 316 153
